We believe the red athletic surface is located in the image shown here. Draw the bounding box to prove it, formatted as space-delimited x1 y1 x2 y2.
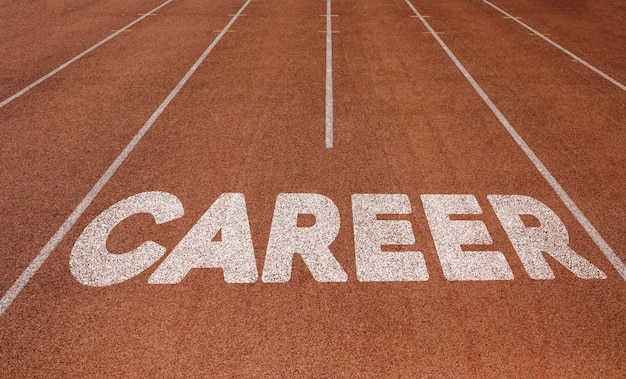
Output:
1 0 624 376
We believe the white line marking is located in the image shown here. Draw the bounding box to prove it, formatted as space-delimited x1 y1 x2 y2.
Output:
0 0 174 110
325 0 334 148
403 0 626 280
0 0 254 316
483 0 626 92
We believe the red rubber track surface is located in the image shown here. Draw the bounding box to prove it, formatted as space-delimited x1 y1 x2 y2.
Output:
1 0 624 376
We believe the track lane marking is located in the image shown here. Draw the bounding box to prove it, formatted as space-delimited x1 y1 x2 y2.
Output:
483 0 626 92
402 0 626 280
325 0 334 148
0 0 255 316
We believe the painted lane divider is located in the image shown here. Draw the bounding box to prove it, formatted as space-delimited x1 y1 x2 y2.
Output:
69 192 607 286
0 0 175 109
324 0 334 148
403 0 626 281
0 0 255 316
483 0 626 92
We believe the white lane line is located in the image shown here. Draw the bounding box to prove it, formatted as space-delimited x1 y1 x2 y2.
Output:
0 0 254 316
0 0 175 110
402 0 626 281
483 0 626 92
325 0 334 148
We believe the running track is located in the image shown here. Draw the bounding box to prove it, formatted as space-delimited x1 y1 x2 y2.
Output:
1 0 625 376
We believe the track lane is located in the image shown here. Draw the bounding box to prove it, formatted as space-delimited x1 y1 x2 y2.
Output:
1 0 624 376
403 0 626 267
481 0 626 87
0 0 247 293
0 0 170 101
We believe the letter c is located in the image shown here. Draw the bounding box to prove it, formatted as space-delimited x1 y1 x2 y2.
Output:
70 191 184 286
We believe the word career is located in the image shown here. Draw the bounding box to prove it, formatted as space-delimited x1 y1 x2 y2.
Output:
70 192 607 286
